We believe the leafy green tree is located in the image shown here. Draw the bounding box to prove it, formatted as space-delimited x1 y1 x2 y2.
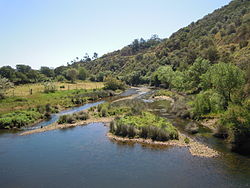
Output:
78 67 88 81
96 72 105 82
16 64 31 73
0 77 13 99
154 66 175 89
0 66 16 82
40 66 55 78
187 57 211 91
192 90 226 117
201 62 245 103
55 75 66 82
66 68 78 83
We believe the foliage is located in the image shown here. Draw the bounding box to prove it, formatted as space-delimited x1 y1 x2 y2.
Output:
0 110 42 129
58 111 89 124
153 66 175 89
200 62 245 102
66 68 78 83
219 101 250 148
78 67 88 81
43 82 57 93
0 77 13 99
186 58 211 91
110 112 178 141
104 76 126 91
40 67 55 78
192 90 226 117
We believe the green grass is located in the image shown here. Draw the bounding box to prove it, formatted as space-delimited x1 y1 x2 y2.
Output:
0 88 112 115
6 81 104 97
110 112 178 141
0 88 114 128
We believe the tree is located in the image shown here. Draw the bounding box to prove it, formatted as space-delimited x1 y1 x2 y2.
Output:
187 57 211 91
154 66 175 89
203 47 219 63
78 67 88 81
66 68 78 83
201 62 245 104
40 66 55 78
0 77 13 99
0 66 16 81
16 64 31 73
104 76 126 91
96 72 105 82
92 52 98 60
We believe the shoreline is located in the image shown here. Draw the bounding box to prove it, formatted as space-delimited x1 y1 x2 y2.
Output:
20 117 114 136
107 132 219 158
21 116 219 158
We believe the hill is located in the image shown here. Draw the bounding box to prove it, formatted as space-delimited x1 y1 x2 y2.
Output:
78 0 250 85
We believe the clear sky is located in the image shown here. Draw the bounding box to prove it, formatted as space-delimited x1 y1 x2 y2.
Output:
0 0 232 69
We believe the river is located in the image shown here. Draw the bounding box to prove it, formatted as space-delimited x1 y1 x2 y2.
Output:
0 88 250 188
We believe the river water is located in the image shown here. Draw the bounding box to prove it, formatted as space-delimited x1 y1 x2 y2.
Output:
1 88 250 188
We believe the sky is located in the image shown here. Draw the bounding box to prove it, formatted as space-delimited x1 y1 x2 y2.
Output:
0 0 232 70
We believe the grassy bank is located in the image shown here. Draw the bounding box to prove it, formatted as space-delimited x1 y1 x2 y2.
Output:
0 87 114 129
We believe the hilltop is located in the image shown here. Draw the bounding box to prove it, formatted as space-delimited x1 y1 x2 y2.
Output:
76 0 250 85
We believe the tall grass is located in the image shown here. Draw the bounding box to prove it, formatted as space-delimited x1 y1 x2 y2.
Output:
110 112 178 141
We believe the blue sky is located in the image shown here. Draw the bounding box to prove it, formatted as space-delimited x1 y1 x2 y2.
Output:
0 0 232 69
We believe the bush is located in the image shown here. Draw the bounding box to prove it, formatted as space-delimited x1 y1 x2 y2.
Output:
101 108 108 117
104 76 126 91
58 111 89 124
0 110 42 129
219 104 250 146
184 137 190 144
192 90 226 118
0 77 13 99
43 82 57 93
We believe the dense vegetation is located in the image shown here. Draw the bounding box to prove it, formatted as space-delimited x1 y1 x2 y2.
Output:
110 112 178 141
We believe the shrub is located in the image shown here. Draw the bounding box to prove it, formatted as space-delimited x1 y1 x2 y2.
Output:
58 111 89 124
0 77 13 99
104 76 126 91
101 108 108 117
219 104 250 146
0 110 42 129
192 90 226 118
43 82 57 93
184 137 190 144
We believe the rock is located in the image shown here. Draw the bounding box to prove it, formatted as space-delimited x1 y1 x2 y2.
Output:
185 122 199 134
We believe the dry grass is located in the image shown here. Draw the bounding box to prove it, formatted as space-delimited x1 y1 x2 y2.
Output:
6 81 104 97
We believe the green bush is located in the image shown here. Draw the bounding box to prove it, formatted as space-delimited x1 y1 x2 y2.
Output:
0 110 42 129
192 90 225 117
58 111 89 124
219 103 250 145
104 76 126 91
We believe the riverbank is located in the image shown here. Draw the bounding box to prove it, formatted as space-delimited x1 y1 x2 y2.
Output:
20 117 114 135
107 132 219 158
